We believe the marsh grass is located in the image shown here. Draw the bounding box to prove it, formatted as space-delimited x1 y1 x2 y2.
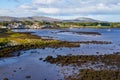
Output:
0 38 10 46
0 29 80 57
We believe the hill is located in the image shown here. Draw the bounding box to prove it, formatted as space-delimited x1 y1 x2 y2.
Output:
0 16 101 22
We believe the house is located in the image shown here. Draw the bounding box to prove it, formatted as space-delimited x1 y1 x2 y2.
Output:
41 25 53 29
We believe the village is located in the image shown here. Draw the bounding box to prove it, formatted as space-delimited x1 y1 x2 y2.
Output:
0 21 55 29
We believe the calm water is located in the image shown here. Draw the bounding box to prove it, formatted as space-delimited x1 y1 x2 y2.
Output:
13 28 120 54
0 28 120 80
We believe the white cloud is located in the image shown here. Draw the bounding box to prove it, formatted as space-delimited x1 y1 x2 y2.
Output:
19 4 32 9
16 0 120 15
0 0 120 21
37 7 59 14
33 0 55 4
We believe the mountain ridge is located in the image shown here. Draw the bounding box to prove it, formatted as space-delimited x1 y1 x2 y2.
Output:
63 17 101 22
0 16 101 22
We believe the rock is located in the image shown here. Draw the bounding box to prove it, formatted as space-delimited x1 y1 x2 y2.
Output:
25 76 31 79
2 78 9 80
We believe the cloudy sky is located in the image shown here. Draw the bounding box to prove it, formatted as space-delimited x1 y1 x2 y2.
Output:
0 0 120 22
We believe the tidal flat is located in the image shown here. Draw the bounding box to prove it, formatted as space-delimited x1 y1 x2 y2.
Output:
0 28 120 80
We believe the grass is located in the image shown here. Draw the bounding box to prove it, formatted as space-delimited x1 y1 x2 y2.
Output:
0 29 80 57
58 24 112 29
0 28 111 57
0 39 80 57
10 33 26 38
0 38 10 46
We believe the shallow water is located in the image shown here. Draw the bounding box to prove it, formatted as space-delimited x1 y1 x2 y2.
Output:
12 28 120 54
12 28 120 42
0 28 120 80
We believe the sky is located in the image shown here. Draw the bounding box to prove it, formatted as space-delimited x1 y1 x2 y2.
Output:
0 0 120 22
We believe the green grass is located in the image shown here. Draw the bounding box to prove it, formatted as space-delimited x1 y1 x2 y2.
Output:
58 25 112 29
0 40 80 57
10 33 25 38
0 29 80 57
0 38 10 46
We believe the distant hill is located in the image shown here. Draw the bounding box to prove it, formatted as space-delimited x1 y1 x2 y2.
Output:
0 16 18 22
19 16 61 22
0 16 101 22
63 17 101 22
0 16 61 22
